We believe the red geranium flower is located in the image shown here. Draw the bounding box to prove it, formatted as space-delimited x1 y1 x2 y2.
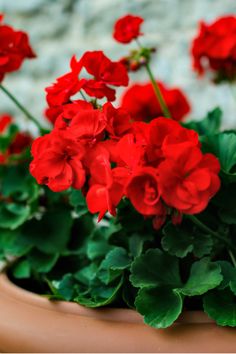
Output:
45 56 85 107
113 14 144 44
121 81 190 122
76 51 129 101
54 100 93 129
0 113 12 133
191 16 236 81
0 16 36 82
126 167 164 216
68 108 107 142
158 146 221 214
9 132 32 154
30 130 86 192
86 155 125 220
103 102 132 139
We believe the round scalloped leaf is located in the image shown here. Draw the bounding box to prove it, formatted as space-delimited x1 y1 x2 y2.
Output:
203 289 236 327
179 258 223 296
130 249 182 288
135 287 183 329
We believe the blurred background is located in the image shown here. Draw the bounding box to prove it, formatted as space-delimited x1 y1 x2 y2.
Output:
0 0 236 131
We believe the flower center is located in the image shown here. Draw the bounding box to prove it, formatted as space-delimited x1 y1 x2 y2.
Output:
144 180 159 205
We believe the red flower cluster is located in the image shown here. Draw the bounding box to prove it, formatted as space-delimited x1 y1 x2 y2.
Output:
113 14 144 44
45 51 129 124
0 14 35 82
31 102 132 193
0 114 32 164
31 101 220 227
121 81 191 122
30 14 221 229
192 16 236 81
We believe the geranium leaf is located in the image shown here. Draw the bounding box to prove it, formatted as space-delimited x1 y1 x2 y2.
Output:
162 222 213 258
192 232 213 257
2 164 39 202
183 107 222 135
55 274 76 301
100 247 131 270
202 132 236 182
130 249 182 288
0 228 32 256
12 259 31 279
203 289 236 326
74 277 123 307
98 247 131 284
0 203 30 230
69 189 88 217
21 208 72 254
135 287 183 329
217 261 236 290
128 233 150 258
28 249 59 273
179 258 223 296
162 223 194 258
74 263 98 285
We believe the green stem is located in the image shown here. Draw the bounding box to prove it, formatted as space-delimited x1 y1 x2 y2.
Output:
187 215 236 251
145 63 172 118
79 90 87 101
135 39 171 118
228 249 236 267
0 84 44 133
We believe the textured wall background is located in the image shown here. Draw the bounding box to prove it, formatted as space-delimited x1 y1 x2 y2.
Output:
0 0 236 132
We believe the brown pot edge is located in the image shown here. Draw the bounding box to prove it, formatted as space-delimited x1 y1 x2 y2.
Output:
0 272 215 325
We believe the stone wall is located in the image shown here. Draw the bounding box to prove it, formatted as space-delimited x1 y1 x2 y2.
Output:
0 0 236 132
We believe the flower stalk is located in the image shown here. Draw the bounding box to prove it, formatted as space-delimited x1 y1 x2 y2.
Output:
0 84 44 133
135 39 172 118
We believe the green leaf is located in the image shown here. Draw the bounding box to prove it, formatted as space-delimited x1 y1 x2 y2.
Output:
162 222 213 258
28 249 59 273
0 203 30 230
55 274 76 301
215 185 236 224
128 233 152 258
74 264 98 285
192 232 213 258
98 247 131 284
87 239 112 261
180 258 223 296
135 287 183 328
12 259 31 279
74 277 123 307
0 228 32 256
203 289 236 326
69 189 88 217
100 247 131 270
2 165 39 202
162 223 193 258
130 249 182 288
21 208 72 254
202 132 236 182
217 261 236 290
183 107 222 135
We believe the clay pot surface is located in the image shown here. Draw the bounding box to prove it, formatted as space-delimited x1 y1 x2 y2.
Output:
0 273 235 353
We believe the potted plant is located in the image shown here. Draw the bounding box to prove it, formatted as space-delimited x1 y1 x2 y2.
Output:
1 12 236 353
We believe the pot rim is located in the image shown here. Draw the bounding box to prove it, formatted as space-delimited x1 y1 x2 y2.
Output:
0 272 214 325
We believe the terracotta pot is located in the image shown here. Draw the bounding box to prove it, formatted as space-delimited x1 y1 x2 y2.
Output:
0 273 235 353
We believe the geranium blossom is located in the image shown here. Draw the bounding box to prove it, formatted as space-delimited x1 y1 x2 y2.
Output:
121 81 190 122
0 15 35 82
192 16 236 81
30 131 86 192
113 14 144 44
